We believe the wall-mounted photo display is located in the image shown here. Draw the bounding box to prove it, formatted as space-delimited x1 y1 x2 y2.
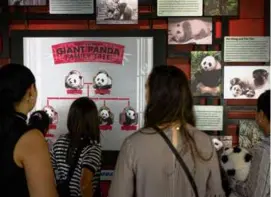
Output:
9 0 47 6
191 51 222 96
224 66 270 99
49 0 94 14
224 37 270 62
168 18 213 45
203 0 238 16
96 0 138 24
194 105 223 131
158 0 203 16
239 120 264 149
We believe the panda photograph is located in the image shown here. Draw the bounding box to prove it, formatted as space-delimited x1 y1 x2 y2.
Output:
9 0 46 6
43 105 58 125
119 106 138 126
96 0 138 24
191 51 222 96
168 18 213 45
65 70 84 90
224 66 270 99
98 106 114 126
93 70 113 95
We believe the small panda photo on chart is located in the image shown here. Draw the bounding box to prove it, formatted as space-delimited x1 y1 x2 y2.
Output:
224 66 270 99
168 18 213 45
191 51 222 96
93 70 113 95
65 70 84 90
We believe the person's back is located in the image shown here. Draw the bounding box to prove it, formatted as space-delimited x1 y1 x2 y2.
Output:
50 97 102 197
0 63 58 197
112 125 223 197
109 65 225 197
0 112 30 196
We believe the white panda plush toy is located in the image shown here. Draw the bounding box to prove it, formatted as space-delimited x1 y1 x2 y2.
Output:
221 147 252 182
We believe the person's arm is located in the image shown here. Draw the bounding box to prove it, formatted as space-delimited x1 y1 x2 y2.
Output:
108 138 135 197
15 129 58 197
231 146 270 197
206 146 225 197
81 144 102 197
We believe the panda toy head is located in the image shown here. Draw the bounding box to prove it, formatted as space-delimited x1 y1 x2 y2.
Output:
65 70 84 89
212 138 224 151
93 71 112 89
220 147 252 182
201 56 221 71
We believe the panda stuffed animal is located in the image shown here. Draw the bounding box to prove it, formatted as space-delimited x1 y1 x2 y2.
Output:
99 107 114 125
93 71 112 90
230 69 269 98
193 54 222 96
65 70 84 89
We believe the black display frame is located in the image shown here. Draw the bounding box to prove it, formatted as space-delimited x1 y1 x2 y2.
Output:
10 29 167 167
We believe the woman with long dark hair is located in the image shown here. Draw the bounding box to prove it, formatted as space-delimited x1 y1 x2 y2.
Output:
50 97 101 197
0 63 58 197
109 65 225 197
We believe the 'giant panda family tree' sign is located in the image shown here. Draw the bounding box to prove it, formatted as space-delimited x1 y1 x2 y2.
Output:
23 37 153 151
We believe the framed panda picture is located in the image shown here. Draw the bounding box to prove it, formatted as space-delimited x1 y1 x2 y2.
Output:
191 51 222 96
224 66 270 99
10 30 167 155
168 17 213 45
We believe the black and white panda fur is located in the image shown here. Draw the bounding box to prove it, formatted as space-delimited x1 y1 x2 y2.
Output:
123 107 137 125
99 107 114 125
230 69 269 98
65 70 84 89
193 55 222 96
93 71 112 90
43 106 58 125
221 147 252 197
169 19 212 43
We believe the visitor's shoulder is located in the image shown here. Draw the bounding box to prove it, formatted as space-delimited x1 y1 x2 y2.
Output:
186 124 214 155
124 127 156 143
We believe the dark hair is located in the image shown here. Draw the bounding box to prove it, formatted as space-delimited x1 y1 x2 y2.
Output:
28 110 50 135
66 97 100 164
144 65 211 161
257 90 270 121
0 63 35 136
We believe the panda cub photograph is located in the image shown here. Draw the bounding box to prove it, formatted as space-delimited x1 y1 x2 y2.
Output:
65 70 84 90
98 106 114 126
191 51 222 96
93 70 113 95
43 105 58 125
168 18 213 45
120 106 138 126
224 66 270 99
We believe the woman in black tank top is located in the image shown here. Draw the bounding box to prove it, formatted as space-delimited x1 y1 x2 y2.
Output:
0 63 58 197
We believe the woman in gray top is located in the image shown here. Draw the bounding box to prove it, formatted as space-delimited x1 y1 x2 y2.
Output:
109 65 225 197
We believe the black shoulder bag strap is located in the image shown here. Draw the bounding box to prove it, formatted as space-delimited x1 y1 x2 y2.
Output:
66 143 85 184
153 126 199 197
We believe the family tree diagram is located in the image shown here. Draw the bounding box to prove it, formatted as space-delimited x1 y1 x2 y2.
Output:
43 69 138 132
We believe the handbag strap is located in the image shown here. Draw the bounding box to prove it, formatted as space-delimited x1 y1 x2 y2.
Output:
66 142 85 184
153 126 199 197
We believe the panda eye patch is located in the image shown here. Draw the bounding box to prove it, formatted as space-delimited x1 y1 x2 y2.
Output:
177 31 180 34
101 79 104 82
203 61 206 65
177 24 180 27
244 154 252 162
233 147 241 153
208 63 212 67
221 155 228 163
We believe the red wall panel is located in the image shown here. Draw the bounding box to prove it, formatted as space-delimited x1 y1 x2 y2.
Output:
229 19 265 36
239 0 265 19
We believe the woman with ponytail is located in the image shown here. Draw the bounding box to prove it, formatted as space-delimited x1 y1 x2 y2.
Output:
0 63 58 197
